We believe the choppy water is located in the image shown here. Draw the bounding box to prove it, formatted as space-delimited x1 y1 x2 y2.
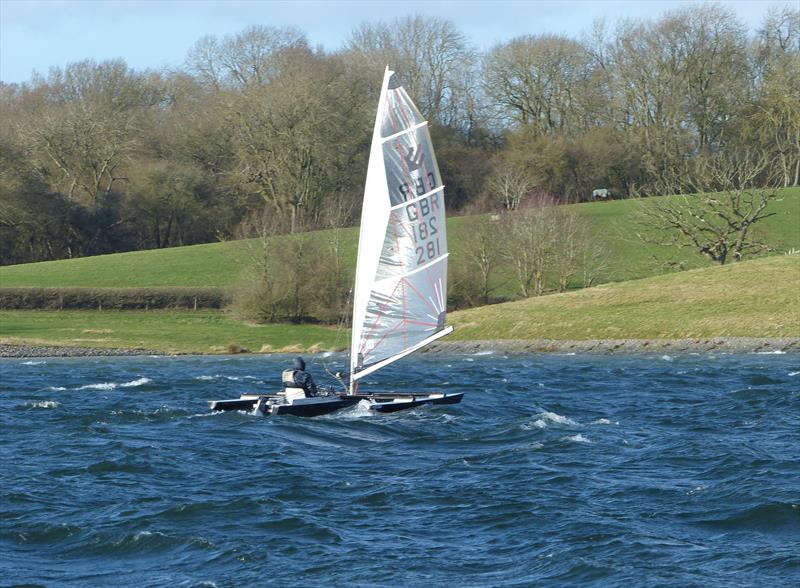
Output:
1 352 799 587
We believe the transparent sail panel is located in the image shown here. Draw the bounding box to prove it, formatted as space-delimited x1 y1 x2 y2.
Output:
380 86 425 138
383 126 443 206
355 257 449 371
375 190 447 282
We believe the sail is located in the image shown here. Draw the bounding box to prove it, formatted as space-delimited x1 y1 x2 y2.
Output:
349 68 452 386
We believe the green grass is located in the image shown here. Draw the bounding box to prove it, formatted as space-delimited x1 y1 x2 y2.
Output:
0 311 343 354
2 255 797 353
450 255 800 340
2 188 798 291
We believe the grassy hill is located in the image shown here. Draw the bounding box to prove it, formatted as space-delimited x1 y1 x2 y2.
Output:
2 188 798 291
1 255 797 353
450 255 800 340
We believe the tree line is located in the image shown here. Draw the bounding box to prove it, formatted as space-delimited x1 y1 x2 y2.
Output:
0 4 797 265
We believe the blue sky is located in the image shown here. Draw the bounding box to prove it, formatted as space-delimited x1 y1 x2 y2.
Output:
0 0 784 84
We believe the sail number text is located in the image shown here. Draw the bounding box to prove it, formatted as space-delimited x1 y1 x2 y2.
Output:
398 172 436 201
405 193 443 266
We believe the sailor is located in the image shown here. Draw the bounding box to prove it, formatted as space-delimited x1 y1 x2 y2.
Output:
282 356 318 397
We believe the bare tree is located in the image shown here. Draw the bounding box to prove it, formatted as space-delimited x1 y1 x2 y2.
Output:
500 198 561 297
636 152 781 264
17 60 152 207
461 216 505 303
483 34 596 134
186 26 308 89
486 157 534 210
345 16 476 128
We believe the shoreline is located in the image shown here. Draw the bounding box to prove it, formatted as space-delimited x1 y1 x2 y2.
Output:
1 337 798 358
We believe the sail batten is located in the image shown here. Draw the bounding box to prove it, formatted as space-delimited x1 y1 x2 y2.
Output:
389 186 445 211
349 68 452 389
372 253 449 285
381 121 428 143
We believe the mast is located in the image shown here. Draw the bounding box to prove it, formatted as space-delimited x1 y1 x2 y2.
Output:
349 67 452 394
350 67 393 394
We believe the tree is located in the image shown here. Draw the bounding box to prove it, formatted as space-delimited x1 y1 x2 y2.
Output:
345 16 476 129
186 26 308 89
636 153 781 265
461 217 505 303
483 34 597 134
226 53 370 232
485 156 534 210
751 6 800 187
500 198 560 297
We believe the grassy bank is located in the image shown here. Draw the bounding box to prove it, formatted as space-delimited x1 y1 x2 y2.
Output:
2 189 798 292
450 255 800 340
1 255 797 353
0 311 342 354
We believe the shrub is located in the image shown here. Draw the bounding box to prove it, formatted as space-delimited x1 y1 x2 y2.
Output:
0 287 230 310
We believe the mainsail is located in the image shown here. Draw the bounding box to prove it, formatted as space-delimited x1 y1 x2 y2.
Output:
349 68 453 389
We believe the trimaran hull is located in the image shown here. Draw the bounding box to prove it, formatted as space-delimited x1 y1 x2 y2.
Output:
209 392 462 417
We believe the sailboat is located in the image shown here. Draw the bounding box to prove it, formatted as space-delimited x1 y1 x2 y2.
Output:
209 67 463 416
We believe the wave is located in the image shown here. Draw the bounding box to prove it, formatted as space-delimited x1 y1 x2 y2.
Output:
563 433 591 443
331 399 376 420
753 350 786 355
48 386 66 391
702 502 799 532
789 371 799 377
195 375 215 381
76 377 152 391
524 411 578 430
591 418 616 425
77 382 117 391
661 355 674 362
21 400 60 409
22 360 46 365
119 377 152 388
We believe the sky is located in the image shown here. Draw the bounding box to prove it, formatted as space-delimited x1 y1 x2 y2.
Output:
0 0 787 84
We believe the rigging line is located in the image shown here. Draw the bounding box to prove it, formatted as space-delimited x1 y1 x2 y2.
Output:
321 279 353 392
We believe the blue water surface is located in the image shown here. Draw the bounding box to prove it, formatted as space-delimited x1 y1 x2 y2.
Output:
1 352 799 587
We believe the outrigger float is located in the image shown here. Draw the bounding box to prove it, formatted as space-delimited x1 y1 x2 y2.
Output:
209 67 463 417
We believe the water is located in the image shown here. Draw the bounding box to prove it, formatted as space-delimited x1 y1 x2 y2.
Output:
1 352 799 587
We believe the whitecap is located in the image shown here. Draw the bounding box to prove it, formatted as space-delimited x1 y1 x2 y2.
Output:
472 350 494 356
77 382 116 391
540 411 576 425
563 433 591 443
48 386 66 391
661 355 673 362
788 371 799 377
463 358 475 362
120 377 152 388
754 350 786 355
524 411 577 430
195 375 215 381
23 400 60 409
22 360 46 365
339 399 375 419
591 418 612 425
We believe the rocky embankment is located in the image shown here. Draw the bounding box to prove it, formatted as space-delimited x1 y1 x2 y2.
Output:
0 344 162 358
423 337 800 355
1 338 798 358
